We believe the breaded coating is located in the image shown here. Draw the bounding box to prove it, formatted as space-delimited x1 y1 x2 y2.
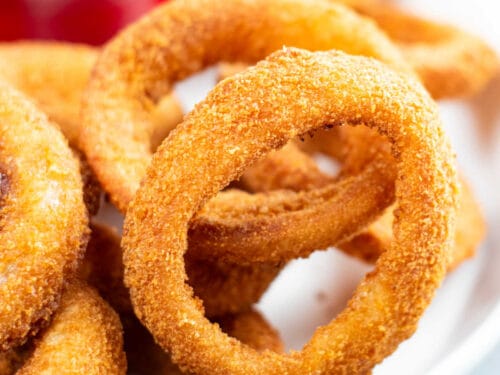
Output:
0 82 88 351
122 48 457 374
81 223 282 317
0 42 95 145
0 41 184 216
124 308 282 375
80 0 414 213
16 280 126 375
79 225 282 373
344 0 499 98
239 143 332 192
338 176 485 271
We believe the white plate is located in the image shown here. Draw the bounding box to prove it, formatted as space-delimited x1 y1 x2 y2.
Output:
99 1 500 373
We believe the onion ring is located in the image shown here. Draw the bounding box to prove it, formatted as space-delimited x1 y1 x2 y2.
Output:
298 127 485 271
338 0 499 98
217 63 484 270
0 42 96 145
12 280 126 375
0 41 184 215
123 48 458 373
0 81 88 351
80 225 282 372
219 0 499 100
80 0 414 213
124 307 283 375
338 176 485 271
0 41 184 148
81 222 282 317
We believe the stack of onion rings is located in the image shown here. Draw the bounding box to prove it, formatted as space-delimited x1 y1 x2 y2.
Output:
123 47 458 374
80 223 282 374
80 0 416 213
0 41 185 216
0 0 493 372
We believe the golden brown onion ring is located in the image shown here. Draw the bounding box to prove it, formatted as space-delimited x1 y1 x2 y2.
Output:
123 48 458 374
80 0 414 213
0 82 88 351
123 307 283 375
219 0 499 100
81 223 282 317
338 176 485 271
80 225 282 373
0 41 184 148
244 127 485 271
0 42 184 216
336 0 499 98
14 280 126 375
0 42 95 145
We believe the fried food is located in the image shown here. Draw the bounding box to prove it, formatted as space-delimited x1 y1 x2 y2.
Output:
80 0 415 213
0 41 184 147
341 0 499 98
238 142 332 192
124 308 283 375
0 82 88 351
80 224 282 373
0 42 96 145
0 346 31 375
219 0 499 100
219 61 484 270
13 280 126 375
81 222 282 317
300 127 485 271
338 176 485 271
123 48 458 374
0 41 184 215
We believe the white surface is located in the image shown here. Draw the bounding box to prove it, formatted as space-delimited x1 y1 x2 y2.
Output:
102 1 500 373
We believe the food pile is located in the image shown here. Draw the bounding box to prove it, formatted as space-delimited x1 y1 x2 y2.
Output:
0 0 497 373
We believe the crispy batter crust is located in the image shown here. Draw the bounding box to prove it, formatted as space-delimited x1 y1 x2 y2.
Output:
81 0 413 213
0 42 96 145
218 64 484 270
81 223 282 317
338 176 485 271
79 224 282 373
123 48 458 374
0 82 88 351
220 0 499 100
0 42 184 216
345 0 499 99
16 280 126 375
301 127 485 270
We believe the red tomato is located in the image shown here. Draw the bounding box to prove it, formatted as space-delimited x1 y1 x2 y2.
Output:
1 0 166 45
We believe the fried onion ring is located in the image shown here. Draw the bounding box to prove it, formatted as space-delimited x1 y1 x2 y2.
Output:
81 0 414 213
124 308 283 375
338 0 499 98
123 48 458 374
0 41 184 148
10 280 126 375
79 225 282 372
298 127 485 271
219 0 499 100
0 82 88 350
338 176 485 271
0 42 184 215
81 222 282 317
218 59 484 270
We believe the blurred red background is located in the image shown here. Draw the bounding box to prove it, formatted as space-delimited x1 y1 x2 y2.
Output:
0 0 165 45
